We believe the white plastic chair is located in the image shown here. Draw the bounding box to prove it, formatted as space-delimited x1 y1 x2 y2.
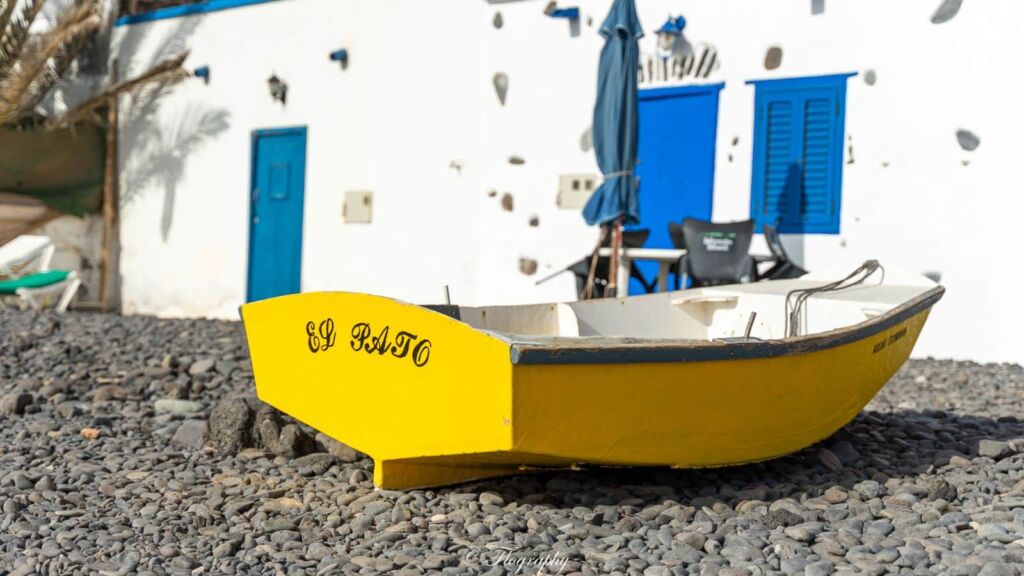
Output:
0 235 55 278
0 235 81 313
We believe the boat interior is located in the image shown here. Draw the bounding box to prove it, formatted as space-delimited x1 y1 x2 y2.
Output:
455 265 939 344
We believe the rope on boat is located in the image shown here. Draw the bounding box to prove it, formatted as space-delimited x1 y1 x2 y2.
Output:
785 260 885 338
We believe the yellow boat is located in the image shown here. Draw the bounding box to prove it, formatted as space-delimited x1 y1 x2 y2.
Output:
240 262 942 489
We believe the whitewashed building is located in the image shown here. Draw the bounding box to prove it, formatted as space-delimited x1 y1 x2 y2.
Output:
112 0 1024 365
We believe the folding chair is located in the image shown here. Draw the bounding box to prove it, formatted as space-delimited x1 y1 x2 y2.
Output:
759 224 808 280
567 229 656 299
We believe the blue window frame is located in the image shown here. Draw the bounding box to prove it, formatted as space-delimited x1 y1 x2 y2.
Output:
747 73 855 234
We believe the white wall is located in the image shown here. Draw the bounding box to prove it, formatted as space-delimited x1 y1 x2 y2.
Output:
115 0 1024 364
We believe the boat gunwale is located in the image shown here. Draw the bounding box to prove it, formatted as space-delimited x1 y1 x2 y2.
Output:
509 285 945 365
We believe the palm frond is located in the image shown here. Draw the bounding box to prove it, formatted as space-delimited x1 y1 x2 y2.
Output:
0 1 19 64
0 1 100 122
46 50 189 129
0 0 45 77
17 28 89 114
9 0 100 115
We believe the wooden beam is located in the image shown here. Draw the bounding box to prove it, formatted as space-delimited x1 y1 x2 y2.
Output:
99 62 119 312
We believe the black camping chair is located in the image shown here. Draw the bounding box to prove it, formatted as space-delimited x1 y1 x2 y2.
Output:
672 218 757 288
759 223 808 280
667 222 687 288
668 222 687 252
568 229 655 299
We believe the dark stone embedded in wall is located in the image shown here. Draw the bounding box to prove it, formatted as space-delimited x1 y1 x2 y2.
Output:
508 155 525 165
501 193 514 211
931 0 962 24
864 69 877 86
529 215 539 227
487 189 498 198
764 47 783 71
493 12 503 28
493 73 509 106
956 129 980 151
731 136 739 146
519 258 538 276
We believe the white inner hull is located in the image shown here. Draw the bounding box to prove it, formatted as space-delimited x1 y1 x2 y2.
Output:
456 265 939 343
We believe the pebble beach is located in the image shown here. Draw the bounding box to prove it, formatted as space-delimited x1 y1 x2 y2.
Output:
1 310 1023 575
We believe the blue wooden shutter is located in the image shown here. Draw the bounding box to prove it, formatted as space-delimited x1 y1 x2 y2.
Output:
796 90 840 231
748 73 852 234
757 97 796 224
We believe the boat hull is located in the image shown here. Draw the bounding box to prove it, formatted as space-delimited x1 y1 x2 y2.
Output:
241 287 941 489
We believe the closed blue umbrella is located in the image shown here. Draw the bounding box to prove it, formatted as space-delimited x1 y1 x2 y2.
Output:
583 0 643 227
582 0 643 296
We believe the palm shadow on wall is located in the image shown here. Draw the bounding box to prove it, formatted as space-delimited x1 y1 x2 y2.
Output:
120 97 230 240
114 15 231 241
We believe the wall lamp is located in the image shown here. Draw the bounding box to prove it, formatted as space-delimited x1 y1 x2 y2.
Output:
329 48 349 69
193 65 210 84
267 74 287 105
544 2 579 20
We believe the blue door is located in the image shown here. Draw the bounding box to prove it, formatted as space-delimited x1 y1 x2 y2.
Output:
631 83 724 294
248 127 307 302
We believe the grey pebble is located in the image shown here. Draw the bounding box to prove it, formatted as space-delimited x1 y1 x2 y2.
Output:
12 473 32 490
977 439 1015 460
978 563 1013 576
154 398 202 415
171 419 207 449
466 522 490 537
33 475 55 491
806 560 835 576
0 312 1019 576
0 393 32 416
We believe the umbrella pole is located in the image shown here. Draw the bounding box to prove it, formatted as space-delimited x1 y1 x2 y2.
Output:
607 219 622 297
583 226 607 299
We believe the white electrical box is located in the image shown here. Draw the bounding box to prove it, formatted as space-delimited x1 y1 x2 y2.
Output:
557 174 599 209
343 191 373 223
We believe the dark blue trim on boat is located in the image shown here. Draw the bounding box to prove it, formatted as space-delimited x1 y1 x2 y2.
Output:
115 0 280 26
510 286 944 365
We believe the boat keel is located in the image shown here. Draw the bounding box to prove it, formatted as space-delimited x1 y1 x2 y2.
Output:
374 458 529 490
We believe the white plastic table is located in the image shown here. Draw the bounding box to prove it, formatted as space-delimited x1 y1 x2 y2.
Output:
597 247 687 293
